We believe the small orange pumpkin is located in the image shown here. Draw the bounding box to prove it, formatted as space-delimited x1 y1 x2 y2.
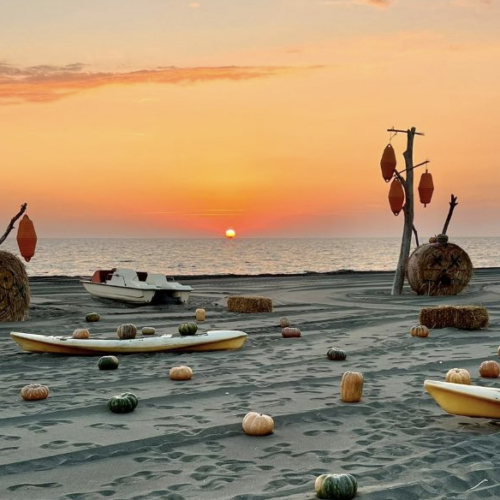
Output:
340 371 364 403
479 360 500 378
21 383 49 401
72 328 90 339
117 323 137 340
169 365 193 381
410 325 429 338
242 411 274 436
445 368 471 385
282 327 301 338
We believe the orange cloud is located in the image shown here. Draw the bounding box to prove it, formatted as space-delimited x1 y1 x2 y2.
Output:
0 63 312 105
320 0 392 8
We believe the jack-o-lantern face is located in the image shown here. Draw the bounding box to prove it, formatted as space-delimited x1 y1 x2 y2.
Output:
0 251 30 322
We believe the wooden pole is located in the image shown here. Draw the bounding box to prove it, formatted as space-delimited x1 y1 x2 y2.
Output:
391 128 417 295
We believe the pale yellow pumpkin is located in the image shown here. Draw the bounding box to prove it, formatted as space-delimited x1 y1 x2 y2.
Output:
195 308 206 321
242 411 274 436
169 365 193 381
279 316 291 328
479 360 500 378
21 383 50 401
141 326 156 335
445 368 471 385
340 371 364 403
72 328 90 339
410 325 429 338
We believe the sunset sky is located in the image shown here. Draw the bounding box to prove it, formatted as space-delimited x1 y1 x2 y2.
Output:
1 0 499 239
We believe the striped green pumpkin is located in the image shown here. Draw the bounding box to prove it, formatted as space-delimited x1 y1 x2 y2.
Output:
98 355 119 370
315 473 357 500
108 392 139 413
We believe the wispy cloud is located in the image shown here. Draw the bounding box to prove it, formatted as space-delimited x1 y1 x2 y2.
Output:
132 209 245 217
320 0 392 8
0 63 310 105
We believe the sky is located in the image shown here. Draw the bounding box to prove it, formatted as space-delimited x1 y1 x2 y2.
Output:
1 0 499 239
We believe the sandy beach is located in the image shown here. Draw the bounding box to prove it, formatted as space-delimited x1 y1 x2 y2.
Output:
2 269 500 500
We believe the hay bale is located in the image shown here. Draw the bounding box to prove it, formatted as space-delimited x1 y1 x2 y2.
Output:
406 240 473 296
0 250 30 322
419 305 489 330
227 295 273 314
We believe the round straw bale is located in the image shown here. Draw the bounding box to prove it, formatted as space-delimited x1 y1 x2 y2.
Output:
227 295 273 314
0 250 30 322
407 240 473 296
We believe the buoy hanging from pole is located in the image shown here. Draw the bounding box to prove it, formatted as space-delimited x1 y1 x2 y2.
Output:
388 178 405 216
380 144 397 182
16 214 37 262
418 169 434 207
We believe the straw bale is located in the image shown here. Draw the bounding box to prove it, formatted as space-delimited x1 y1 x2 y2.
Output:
419 305 489 330
227 295 273 314
407 241 473 296
0 250 30 322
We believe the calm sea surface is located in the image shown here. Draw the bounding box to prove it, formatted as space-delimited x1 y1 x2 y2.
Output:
2 237 499 277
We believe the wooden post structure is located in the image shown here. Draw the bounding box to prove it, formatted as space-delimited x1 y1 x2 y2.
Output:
389 127 425 296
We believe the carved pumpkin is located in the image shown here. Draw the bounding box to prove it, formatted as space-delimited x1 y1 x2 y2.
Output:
327 348 347 361
98 355 119 370
169 365 193 381
141 326 156 335
117 323 137 340
21 383 49 401
282 327 301 338
16 214 37 262
479 360 500 378
315 473 358 500
72 328 90 339
410 325 429 338
242 411 274 436
195 308 206 321
445 368 471 385
85 312 100 322
340 371 363 403
279 316 291 328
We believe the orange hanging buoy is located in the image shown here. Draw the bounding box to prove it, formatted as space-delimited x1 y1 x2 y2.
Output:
16 214 37 262
388 179 405 216
418 170 434 207
380 144 397 182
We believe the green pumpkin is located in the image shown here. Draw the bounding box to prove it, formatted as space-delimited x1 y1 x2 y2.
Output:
315 473 357 500
327 348 347 361
85 312 100 322
107 392 139 413
98 355 119 370
117 323 137 340
178 322 198 336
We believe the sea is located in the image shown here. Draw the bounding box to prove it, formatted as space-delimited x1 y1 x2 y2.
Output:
2 237 499 278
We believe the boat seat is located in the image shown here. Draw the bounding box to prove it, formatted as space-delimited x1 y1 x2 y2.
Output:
146 274 169 286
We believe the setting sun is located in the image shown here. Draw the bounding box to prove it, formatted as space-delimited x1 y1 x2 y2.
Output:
225 228 236 239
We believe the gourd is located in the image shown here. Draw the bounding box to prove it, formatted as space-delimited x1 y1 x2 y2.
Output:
279 316 291 328
315 473 358 500
445 368 471 385
108 392 139 413
410 325 429 338
178 323 198 336
21 383 50 401
169 365 193 381
340 371 363 403
195 308 206 321
479 360 500 378
141 326 156 335
98 355 119 370
327 348 347 361
117 323 137 340
85 312 100 322
72 328 90 339
242 411 274 436
282 327 301 338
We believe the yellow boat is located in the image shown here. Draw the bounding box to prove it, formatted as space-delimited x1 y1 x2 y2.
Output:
424 379 500 419
10 330 248 355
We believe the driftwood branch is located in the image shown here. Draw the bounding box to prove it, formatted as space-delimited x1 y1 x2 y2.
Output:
0 203 28 246
441 194 458 235
412 225 420 247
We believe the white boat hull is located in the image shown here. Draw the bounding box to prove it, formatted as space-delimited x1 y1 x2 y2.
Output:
10 330 248 355
424 379 500 419
81 282 157 304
